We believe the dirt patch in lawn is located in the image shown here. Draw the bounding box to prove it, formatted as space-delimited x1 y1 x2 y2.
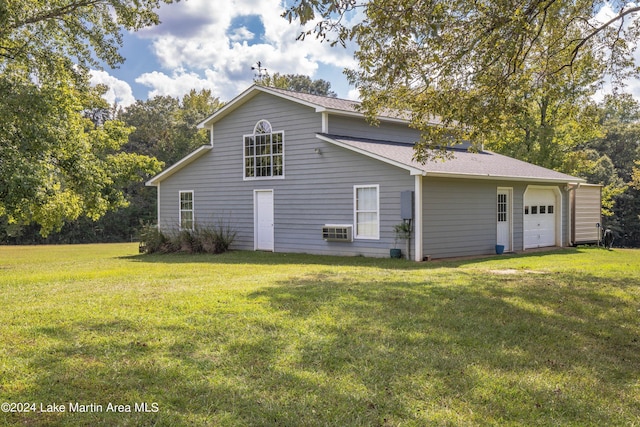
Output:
489 269 547 275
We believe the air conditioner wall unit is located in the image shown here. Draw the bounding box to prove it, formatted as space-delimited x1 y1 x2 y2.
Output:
322 224 353 242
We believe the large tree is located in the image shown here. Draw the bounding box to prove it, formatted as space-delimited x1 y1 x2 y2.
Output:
284 1 640 161
0 0 176 235
1 89 222 244
587 93 640 181
0 0 177 75
0 73 163 236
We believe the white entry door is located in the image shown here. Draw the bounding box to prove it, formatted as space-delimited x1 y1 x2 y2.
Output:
497 189 512 252
254 190 274 251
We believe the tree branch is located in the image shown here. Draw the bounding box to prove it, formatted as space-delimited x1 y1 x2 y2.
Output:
568 5 640 67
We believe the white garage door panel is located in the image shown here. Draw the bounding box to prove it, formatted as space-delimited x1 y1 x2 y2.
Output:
524 188 557 249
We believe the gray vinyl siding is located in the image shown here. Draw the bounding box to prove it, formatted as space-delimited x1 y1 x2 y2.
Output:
420 180 573 259
158 92 414 258
420 179 559 259
421 178 496 259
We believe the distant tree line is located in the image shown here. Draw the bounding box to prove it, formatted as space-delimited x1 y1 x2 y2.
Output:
255 73 337 97
581 94 640 247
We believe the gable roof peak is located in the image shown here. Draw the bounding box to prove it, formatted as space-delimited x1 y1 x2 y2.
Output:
197 84 409 128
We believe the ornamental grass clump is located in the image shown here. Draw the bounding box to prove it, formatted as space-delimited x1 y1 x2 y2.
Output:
139 220 237 254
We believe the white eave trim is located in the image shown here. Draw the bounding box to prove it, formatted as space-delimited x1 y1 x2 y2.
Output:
145 145 212 187
317 107 411 124
197 85 260 128
316 133 424 176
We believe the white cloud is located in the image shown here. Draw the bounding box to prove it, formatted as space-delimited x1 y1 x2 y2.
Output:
229 27 255 43
347 87 361 101
135 68 219 98
89 70 136 107
128 0 358 101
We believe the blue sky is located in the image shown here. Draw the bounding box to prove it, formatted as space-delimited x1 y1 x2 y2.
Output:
90 0 361 107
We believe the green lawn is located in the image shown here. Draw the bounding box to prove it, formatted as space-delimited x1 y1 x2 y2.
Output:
0 244 639 426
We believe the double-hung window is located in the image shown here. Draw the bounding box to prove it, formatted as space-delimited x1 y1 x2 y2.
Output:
244 120 284 179
179 191 194 230
354 185 379 239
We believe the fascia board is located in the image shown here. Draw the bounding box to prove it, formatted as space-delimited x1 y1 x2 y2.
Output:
321 108 410 124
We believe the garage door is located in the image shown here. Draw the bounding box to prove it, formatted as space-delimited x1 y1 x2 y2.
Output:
524 188 557 249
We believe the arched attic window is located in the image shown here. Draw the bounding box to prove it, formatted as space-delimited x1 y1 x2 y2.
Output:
244 120 284 179
254 119 272 134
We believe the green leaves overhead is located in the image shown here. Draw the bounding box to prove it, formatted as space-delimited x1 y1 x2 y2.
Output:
1 0 177 75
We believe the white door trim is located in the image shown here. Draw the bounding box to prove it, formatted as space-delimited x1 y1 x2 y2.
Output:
254 189 274 251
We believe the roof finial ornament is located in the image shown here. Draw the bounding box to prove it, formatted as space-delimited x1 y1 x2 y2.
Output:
251 61 267 79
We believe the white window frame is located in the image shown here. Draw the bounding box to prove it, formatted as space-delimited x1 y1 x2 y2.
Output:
179 190 194 230
243 119 285 180
497 192 508 223
354 185 380 240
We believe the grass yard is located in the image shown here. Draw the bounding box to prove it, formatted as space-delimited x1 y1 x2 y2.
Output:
0 244 639 426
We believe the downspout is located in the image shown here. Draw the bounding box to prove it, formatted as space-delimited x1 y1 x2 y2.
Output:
566 183 573 246
156 182 161 231
566 182 579 246
414 174 424 261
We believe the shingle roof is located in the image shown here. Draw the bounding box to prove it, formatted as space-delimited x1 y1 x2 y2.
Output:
318 134 584 183
198 84 412 128
263 86 362 113
263 86 421 122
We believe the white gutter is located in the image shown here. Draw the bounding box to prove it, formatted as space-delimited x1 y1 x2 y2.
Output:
423 171 585 184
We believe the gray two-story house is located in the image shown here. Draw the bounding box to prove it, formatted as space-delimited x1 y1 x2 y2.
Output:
146 84 592 260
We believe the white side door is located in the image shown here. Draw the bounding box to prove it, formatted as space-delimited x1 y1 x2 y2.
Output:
254 190 274 251
497 188 512 252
